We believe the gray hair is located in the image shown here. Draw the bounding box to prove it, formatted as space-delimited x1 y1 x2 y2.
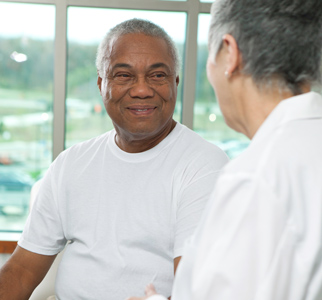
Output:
96 18 180 77
209 0 322 94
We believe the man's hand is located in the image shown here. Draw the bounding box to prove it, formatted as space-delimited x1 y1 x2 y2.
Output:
126 283 158 300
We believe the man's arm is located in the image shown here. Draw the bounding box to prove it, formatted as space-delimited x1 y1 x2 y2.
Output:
174 256 181 275
0 245 56 300
165 256 181 300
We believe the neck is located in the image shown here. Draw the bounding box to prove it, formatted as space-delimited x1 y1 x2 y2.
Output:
115 120 177 153
232 79 311 139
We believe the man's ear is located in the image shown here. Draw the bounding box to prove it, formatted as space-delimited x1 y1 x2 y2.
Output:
222 34 241 76
176 76 179 86
97 76 102 95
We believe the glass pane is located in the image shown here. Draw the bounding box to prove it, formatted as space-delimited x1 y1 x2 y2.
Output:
0 2 55 235
194 14 249 159
66 7 186 148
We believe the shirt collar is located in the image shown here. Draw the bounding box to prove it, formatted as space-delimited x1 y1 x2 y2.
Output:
251 91 322 145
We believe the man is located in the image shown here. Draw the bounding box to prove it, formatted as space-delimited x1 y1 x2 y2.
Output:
128 0 322 299
0 19 228 300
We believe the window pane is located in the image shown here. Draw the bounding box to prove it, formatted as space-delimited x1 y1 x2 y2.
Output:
66 7 186 148
194 14 249 158
0 2 55 235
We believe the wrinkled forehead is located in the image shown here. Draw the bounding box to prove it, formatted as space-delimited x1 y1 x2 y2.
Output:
104 33 175 70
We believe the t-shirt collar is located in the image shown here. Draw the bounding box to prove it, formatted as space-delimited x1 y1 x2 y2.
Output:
108 122 183 162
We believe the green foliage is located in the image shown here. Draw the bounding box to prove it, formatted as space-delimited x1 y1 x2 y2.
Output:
0 37 54 91
196 44 215 104
67 42 98 100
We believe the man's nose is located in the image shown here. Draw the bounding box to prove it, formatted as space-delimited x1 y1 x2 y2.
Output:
129 76 154 98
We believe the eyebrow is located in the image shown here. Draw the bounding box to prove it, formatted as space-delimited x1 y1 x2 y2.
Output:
148 63 171 72
112 63 132 71
111 62 171 72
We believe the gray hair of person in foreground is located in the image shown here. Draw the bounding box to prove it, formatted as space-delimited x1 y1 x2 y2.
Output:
96 18 180 78
209 0 322 95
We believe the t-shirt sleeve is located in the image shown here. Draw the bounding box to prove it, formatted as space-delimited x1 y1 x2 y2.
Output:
18 165 67 255
173 150 229 258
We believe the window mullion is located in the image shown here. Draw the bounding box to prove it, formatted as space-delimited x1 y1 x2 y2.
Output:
181 0 200 129
53 0 67 159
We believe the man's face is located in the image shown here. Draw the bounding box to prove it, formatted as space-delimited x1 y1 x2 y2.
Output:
98 33 179 144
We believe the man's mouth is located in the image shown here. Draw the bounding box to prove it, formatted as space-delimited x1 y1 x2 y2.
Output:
132 108 149 111
127 106 157 114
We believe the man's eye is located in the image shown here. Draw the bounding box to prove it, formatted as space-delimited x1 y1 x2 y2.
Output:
150 73 166 80
115 73 131 80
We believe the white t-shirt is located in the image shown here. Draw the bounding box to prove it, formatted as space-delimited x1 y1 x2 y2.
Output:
19 123 229 300
152 92 322 300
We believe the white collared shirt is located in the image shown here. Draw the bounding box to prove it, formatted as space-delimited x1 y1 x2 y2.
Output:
151 91 322 300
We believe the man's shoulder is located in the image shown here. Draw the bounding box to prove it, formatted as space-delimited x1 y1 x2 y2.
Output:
55 131 113 163
170 123 229 169
175 123 228 157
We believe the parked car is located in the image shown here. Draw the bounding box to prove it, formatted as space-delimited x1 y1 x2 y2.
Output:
0 168 34 214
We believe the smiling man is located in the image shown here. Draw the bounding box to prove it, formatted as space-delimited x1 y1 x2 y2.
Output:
0 19 228 300
97 30 179 153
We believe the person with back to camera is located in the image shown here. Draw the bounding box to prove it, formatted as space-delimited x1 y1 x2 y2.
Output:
128 0 322 299
0 19 229 300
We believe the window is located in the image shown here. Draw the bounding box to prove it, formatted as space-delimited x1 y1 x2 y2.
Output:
0 2 55 237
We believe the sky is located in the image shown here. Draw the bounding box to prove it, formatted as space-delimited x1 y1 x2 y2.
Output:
0 2 210 44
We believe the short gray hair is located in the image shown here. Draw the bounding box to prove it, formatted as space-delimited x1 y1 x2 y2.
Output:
209 0 322 94
96 18 180 77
